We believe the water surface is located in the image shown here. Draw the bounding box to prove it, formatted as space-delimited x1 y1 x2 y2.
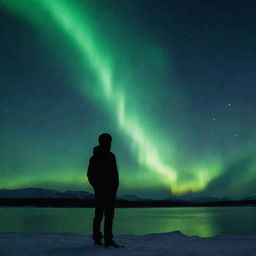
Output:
0 207 255 237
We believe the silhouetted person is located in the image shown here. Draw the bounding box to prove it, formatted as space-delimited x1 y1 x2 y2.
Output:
87 133 120 247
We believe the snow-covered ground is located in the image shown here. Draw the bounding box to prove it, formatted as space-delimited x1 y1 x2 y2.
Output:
0 231 255 256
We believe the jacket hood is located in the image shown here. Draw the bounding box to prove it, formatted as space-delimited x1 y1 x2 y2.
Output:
93 145 110 155
93 146 101 155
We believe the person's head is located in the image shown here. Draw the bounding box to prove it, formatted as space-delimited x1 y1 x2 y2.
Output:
98 133 112 151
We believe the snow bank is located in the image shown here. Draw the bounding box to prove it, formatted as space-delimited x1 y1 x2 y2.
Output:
0 231 255 256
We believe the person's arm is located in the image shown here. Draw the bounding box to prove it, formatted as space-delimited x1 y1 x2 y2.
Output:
87 156 96 187
113 155 119 190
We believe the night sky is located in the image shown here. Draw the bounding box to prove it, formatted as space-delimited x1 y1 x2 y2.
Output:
1 0 256 199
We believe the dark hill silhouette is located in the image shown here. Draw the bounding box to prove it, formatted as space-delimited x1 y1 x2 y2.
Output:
0 188 255 207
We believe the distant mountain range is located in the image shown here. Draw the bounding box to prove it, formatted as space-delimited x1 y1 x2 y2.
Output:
0 188 94 200
0 188 254 204
164 196 232 204
0 188 151 201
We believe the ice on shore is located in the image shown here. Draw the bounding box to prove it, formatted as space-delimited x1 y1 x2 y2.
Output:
0 231 255 256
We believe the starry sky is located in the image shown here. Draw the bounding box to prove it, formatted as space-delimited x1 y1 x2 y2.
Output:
1 0 256 199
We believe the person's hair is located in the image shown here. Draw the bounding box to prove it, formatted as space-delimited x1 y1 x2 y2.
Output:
98 133 112 145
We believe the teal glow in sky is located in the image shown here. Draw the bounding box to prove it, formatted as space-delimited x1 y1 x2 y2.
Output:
1 0 256 199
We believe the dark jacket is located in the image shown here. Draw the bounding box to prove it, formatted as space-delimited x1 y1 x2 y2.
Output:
87 145 119 193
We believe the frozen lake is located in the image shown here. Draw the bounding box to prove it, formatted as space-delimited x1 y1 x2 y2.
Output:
0 206 255 237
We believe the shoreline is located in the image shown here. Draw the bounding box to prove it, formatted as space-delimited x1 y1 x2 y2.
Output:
0 198 255 208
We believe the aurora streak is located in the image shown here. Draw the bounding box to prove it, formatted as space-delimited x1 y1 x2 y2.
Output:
1 0 256 198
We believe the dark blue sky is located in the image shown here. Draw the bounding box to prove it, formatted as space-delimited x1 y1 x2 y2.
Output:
1 0 256 199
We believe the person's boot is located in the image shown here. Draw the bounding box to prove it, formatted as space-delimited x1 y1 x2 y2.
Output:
93 217 103 246
104 239 123 248
94 240 104 246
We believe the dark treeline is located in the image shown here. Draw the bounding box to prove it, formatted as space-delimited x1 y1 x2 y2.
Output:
0 198 255 208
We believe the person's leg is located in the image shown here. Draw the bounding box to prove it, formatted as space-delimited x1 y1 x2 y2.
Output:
104 206 114 243
104 194 115 244
93 189 104 244
93 206 104 243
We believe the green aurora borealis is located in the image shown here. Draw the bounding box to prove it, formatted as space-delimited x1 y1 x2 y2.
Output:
1 0 256 199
